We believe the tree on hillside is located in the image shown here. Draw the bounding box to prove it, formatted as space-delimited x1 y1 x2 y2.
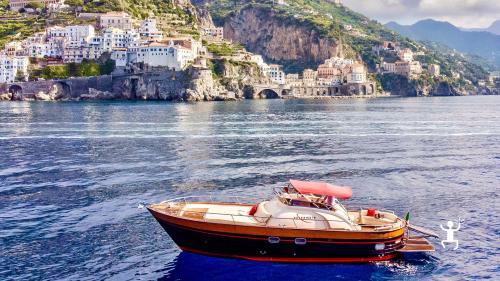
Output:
64 0 83 14
65 0 83 6
15 70 26 82
25 1 44 9
0 0 9 11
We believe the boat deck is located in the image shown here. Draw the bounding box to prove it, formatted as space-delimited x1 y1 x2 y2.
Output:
150 201 403 232
397 237 435 252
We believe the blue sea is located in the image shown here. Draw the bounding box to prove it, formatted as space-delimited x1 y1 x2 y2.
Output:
0 96 499 280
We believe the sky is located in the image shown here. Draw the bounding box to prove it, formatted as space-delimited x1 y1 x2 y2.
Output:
341 0 500 28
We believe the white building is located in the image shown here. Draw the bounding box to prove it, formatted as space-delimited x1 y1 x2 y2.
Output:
346 63 367 84
266 64 285 85
398 48 414 62
63 42 105 63
65 25 96 44
202 27 224 40
4 42 25 56
0 55 29 83
395 60 422 77
111 48 128 67
324 56 354 68
139 18 163 40
247 54 272 75
127 41 194 70
249 54 265 66
100 27 140 52
163 37 203 59
381 61 396 73
47 26 67 38
99 12 133 30
285 73 302 87
9 0 62 11
45 38 65 58
302 69 317 87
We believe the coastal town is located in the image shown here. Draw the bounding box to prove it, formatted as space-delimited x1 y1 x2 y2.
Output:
0 0 499 100
0 3 369 89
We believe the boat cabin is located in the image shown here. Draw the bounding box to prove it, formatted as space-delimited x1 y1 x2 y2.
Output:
278 179 353 211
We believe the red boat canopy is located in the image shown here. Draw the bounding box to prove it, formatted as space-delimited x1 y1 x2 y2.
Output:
289 179 352 199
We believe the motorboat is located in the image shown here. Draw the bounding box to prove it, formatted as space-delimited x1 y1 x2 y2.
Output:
147 179 437 263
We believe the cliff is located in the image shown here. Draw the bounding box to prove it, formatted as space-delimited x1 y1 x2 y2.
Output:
379 74 469 96
198 0 492 96
222 7 339 73
0 61 271 102
212 59 272 98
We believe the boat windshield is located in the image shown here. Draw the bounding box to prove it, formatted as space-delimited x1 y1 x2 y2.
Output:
277 187 341 211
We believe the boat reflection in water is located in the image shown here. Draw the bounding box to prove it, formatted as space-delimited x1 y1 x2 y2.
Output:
158 251 440 281
148 180 438 263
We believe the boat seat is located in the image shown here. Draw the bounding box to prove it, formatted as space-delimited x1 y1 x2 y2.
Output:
253 202 273 223
202 204 261 225
316 213 354 230
356 216 395 226
181 208 208 220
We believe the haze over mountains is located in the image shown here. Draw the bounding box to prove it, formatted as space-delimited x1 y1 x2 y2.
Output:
463 20 500 35
385 19 500 69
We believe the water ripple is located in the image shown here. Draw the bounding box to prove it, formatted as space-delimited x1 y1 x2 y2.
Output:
1 97 499 280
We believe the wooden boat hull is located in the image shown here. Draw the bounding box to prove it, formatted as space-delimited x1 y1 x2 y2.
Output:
148 207 406 263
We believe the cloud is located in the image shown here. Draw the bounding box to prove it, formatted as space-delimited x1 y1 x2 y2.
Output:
342 0 499 28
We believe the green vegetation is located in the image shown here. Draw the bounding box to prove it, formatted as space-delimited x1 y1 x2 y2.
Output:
205 0 488 87
207 59 218 79
30 59 115 80
207 42 243 56
0 0 199 49
82 0 198 35
15 70 26 82
0 11 96 48
25 2 45 9
64 0 84 7
0 0 8 10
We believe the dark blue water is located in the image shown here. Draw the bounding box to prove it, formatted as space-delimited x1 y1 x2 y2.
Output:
1 97 499 281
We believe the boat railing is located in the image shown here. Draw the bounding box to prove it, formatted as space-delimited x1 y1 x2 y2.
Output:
159 195 259 205
154 199 398 231
347 206 396 215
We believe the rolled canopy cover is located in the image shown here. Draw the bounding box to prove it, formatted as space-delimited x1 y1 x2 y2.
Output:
289 179 352 199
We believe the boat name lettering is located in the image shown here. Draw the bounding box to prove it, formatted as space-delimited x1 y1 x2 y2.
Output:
294 216 317 220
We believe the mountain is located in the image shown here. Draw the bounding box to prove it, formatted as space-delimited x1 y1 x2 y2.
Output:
385 19 500 68
196 1 488 88
199 0 420 71
485 20 500 35
464 20 500 35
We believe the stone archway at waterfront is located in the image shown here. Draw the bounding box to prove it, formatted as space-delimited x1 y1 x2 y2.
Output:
258 89 280 99
55 81 71 98
8 85 22 95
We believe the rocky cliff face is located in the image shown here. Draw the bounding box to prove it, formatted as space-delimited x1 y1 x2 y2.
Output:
379 74 471 96
213 59 272 99
0 61 271 102
222 7 339 72
430 81 463 96
194 2 215 28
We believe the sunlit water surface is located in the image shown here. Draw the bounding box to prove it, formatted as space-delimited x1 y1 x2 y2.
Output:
0 97 499 280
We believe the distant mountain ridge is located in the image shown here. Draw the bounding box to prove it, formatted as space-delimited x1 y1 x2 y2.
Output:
463 20 500 35
385 19 500 68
